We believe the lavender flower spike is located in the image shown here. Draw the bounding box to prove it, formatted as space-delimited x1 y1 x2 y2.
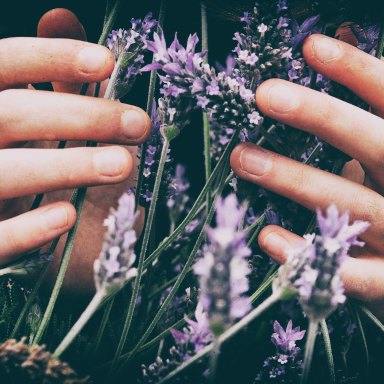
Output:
273 205 369 321
143 29 262 131
194 194 251 336
94 192 139 295
106 13 157 99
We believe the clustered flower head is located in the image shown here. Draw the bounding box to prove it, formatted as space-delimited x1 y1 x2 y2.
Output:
274 205 370 321
143 29 262 133
94 192 139 295
0 338 87 383
233 0 293 91
142 303 212 384
255 320 305 383
194 194 251 336
106 13 157 99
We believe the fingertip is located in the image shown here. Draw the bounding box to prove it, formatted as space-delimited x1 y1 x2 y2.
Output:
121 106 152 144
93 146 133 181
258 225 303 264
76 45 115 81
230 142 249 174
59 201 77 228
255 78 283 111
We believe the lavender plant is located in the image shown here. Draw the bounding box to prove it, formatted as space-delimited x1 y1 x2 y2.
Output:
194 194 251 336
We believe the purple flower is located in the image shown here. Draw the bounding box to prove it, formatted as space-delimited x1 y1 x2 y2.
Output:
94 192 138 294
255 320 305 383
106 14 157 99
271 320 305 355
170 302 213 354
274 205 369 321
194 195 251 336
142 303 212 383
290 15 322 50
143 30 261 131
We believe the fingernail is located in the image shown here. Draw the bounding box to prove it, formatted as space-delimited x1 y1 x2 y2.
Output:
312 37 341 63
267 84 299 113
45 206 68 230
93 148 128 177
77 46 108 73
263 233 290 256
121 109 148 141
239 145 273 176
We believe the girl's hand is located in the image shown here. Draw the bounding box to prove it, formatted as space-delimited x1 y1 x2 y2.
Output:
0 9 150 297
231 34 384 319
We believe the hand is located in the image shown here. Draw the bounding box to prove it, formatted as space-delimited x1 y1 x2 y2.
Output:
0 9 150 297
231 34 384 319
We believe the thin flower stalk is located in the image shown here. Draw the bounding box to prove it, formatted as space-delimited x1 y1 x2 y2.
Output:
201 0 212 209
301 319 318 384
54 192 138 357
111 135 171 372
33 187 87 345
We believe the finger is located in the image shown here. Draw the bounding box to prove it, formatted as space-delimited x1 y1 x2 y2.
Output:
0 202 76 264
0 146 133 199
255 79 384 183
0 37 114 90
302 34 384 112
38 8 90 94
230 143 384 250
0 89 151 145
258 225 384 303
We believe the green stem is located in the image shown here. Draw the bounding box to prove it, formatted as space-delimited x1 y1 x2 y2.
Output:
320 319 335 384
143 128 240 268
115 315 189 364
359 305 384 334
98 0 122 46
136 0 166 207
250 270 278 304
349 301 369 375
157 293 279 384
110 138 170 371
301 320 318 384
53 290 105 358
90 297 115 361
209 339 220 383
201 0 212 209
33 188 87 344
376 23 384 59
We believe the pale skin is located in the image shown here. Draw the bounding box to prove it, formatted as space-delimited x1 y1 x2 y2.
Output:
1 9 384 317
